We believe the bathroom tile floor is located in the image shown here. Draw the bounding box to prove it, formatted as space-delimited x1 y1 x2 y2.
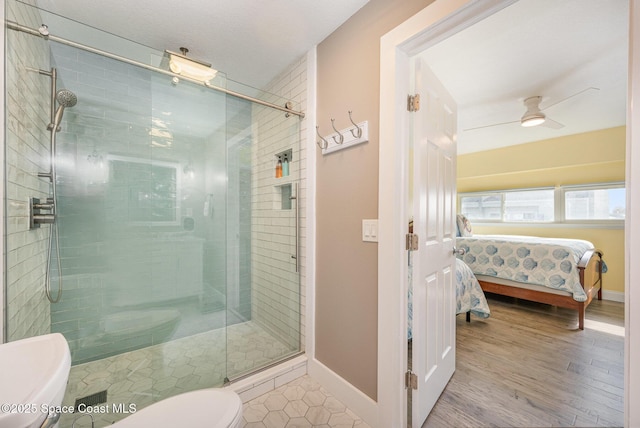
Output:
60 320 295 428
240 375 371 428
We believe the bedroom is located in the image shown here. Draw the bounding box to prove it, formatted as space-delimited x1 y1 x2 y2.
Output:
418 0 627 309
417 0 627 426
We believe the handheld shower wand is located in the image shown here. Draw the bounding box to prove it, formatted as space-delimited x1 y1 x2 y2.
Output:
48 89 77 132
39 89 77 183
34 83 77 303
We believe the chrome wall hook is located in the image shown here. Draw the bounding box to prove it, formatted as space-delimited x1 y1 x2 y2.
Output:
348 111 363 139
330 119 344 144
316 126 329 150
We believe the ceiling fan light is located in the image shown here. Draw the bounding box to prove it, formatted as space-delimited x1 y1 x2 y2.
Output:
521 113 546 127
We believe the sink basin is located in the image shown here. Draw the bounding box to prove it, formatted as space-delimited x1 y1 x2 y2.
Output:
0 333 71 428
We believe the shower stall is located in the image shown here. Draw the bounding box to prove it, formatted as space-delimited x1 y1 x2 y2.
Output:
3 1 303 426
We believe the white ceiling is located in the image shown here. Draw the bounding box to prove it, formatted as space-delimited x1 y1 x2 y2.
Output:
34 0 369 90
421 0 628 154
34 0 628 154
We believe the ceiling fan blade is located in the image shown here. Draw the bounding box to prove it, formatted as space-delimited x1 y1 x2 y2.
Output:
463 119 519 132
541 87 600 111
540 117 564 129
464 87 594 132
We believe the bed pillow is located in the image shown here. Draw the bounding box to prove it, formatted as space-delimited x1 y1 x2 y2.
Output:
456 214 473 237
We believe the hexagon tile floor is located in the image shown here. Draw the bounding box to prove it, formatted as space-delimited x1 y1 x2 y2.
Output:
60 320 295 427
56 319 369 428
240 375 371 428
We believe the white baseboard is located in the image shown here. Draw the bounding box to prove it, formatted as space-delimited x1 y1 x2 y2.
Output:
229 355 307 402
602 290 625 302
307 358 379 427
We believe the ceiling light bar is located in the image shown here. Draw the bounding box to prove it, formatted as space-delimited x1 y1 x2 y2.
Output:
165 48 217 83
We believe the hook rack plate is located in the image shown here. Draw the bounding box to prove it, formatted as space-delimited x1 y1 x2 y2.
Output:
321 120 369 155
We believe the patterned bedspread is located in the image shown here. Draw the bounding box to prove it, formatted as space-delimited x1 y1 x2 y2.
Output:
408 258 490 340
455 258 491 319
456 235 596 302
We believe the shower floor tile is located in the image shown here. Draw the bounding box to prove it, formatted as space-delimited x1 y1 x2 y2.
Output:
60 320 294 428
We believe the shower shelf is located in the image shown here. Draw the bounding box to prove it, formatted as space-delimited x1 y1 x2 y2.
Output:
273 148 293 181
276 183 293 210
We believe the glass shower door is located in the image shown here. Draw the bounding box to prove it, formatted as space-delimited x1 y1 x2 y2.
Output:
224 97 302 380
47 37 232 425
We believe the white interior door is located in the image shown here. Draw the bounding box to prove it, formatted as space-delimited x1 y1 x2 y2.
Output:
411 55 457 426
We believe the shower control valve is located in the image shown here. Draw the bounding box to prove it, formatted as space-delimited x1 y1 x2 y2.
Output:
32 197 55 211
30 197 56 229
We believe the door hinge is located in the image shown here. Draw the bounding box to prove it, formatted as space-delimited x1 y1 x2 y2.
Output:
405 370 418 390
407 94 420 112
406 233 419 251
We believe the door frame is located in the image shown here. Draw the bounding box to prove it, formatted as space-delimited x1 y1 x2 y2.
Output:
377 1 516 425
625 3 640 426
378 0 640 427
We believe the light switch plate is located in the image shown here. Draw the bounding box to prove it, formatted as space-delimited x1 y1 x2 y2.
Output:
362 219 378 242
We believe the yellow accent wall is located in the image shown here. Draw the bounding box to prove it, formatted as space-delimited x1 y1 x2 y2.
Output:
458 127 625 295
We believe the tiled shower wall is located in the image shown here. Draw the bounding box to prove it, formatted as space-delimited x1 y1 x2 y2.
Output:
5 0 52 341
251 54 308 350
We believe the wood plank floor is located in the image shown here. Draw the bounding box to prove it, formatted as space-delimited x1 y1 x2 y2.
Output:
423 294 625 428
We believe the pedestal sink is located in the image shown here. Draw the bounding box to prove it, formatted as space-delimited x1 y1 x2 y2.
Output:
0 333 71 428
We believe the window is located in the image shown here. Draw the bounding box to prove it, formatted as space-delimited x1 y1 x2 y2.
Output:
459 194 501 220
504 189 554 222
459 183 625 225
565 185 626 220
459 188 555 223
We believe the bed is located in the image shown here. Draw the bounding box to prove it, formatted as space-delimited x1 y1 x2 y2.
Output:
455 214 605 330
408 258 490 340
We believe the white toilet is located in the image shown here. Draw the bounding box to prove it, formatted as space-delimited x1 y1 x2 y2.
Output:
0 333 242 428
0 333 72 428
110 388 243 428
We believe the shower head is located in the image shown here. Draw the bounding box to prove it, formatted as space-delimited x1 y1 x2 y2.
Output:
56 89 77 108
50 89 77 131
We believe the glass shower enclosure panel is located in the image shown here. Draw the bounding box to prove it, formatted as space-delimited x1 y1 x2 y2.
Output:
225 95 302 380
48 38 231 395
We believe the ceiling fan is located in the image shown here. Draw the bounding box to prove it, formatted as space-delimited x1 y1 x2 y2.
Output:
464 87 600 132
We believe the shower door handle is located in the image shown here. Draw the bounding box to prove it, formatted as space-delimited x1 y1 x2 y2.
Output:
290 183 299 273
